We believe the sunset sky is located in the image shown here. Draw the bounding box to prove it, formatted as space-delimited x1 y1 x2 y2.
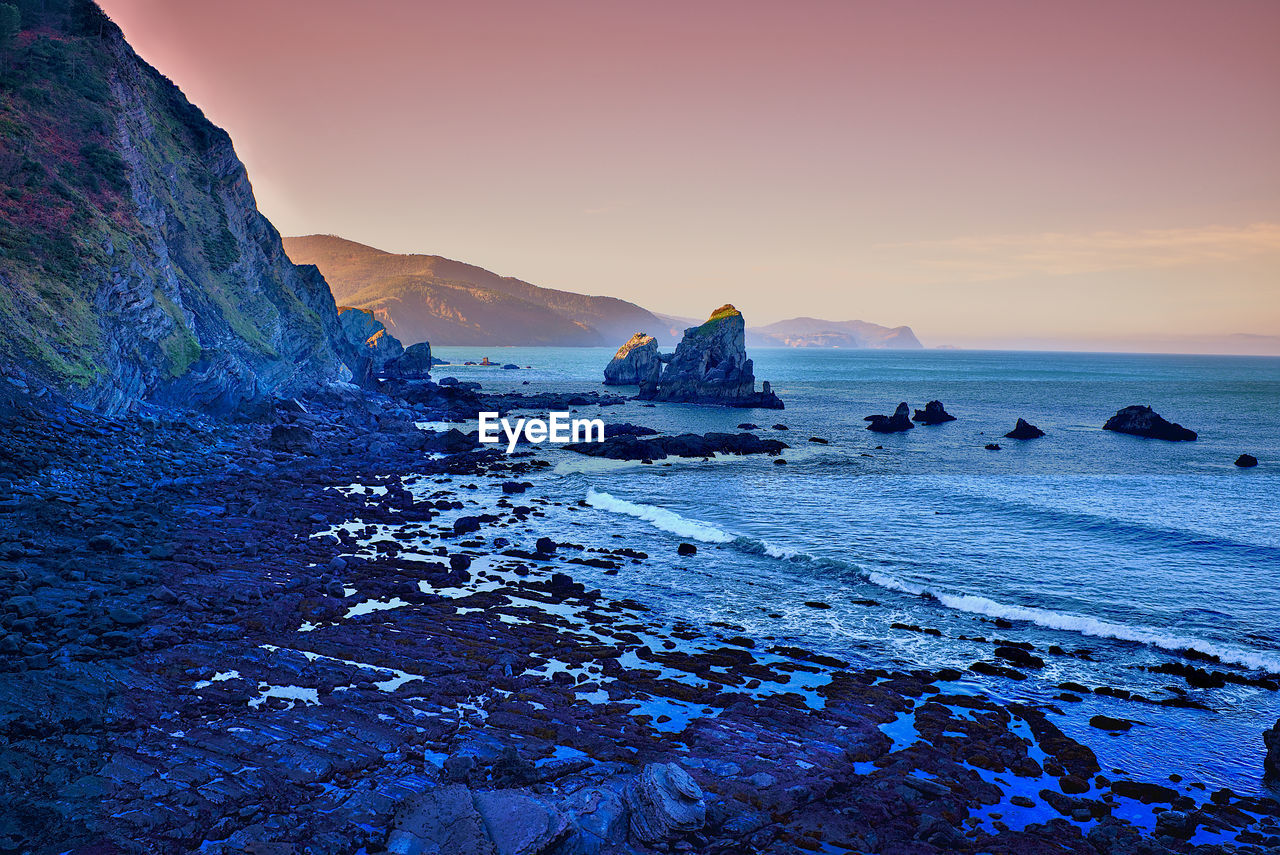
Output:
97 0 1280 351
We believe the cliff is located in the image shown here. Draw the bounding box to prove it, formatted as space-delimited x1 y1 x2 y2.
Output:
0 1 354 414
284 234 662 347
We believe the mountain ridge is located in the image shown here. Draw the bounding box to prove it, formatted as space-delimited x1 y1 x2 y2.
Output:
284 234 661 347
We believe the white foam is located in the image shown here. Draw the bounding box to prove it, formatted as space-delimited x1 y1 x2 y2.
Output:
585 489 734 543
866 571 1280 672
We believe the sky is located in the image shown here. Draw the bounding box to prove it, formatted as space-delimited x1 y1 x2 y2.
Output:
97 0 1280 351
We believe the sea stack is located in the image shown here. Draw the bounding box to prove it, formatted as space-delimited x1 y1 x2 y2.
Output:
1005 418 1045 439
1103 405 1197 441
865 403 914 433
603 333 663 385
913 400 956 424
635 305 783 408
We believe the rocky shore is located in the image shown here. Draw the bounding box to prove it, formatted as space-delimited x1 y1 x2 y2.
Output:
2 383 1278 855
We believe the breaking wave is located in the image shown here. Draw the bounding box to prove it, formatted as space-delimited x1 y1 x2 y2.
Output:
584 489 1280 673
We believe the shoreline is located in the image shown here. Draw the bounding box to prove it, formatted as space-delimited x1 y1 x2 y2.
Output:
1 386 1278 854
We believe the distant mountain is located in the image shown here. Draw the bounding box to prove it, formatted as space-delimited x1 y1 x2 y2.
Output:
750 317 923 349
284 235 662 347
656 313 923 350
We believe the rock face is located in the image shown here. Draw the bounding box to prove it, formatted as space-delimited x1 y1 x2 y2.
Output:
1265 718 1280 781
389 342 434 380
1103 406 1197 441
337 307 405 382
603 333 662 386
1005 418 1045 439
636 306 783 408
912 400 956 424
627 762 706 845
865 402 914 433
0 4 356 414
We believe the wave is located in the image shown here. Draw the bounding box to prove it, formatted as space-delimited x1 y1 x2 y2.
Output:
583 489 1280 673
861 571 1280 672
585 489 735 543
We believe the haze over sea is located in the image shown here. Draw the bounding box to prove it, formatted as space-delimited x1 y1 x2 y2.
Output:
432 346 1280 795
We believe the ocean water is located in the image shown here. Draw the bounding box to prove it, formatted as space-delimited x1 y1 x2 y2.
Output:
432 346 1280 794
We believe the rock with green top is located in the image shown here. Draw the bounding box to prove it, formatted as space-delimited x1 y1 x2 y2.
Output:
603 333 662 386
637 305 783 408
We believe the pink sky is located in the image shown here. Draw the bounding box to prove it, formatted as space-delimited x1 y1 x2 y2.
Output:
98 0 1280 350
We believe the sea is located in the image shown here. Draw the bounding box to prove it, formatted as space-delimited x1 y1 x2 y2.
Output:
430 346 1280 797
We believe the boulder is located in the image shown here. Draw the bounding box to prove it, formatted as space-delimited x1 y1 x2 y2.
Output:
472 790 568 855
604 334 663 386
636 306 783 408
1235 454 1258 468
1103 405 1196 441
627 762 705 845
385 784 495 855
912 400 956 424
338 307 405 378
388 342 433 380
1265 718 1280 781
1005 418 1045 439
865 402 914 433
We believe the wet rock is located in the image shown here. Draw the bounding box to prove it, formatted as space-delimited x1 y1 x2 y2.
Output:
1264 718 1280 781
566 431 785 461
865 403 913 433
677 543 697 556
1004 418 1045 439
1235 454 1258 468
1154 809 1193 839
912 400 956 424
1089 715 1134 732
454 516 481 535
603 333 663 386
626 762 705 845
535 537 557 554
1103 405 1196 441
985 443 1001 450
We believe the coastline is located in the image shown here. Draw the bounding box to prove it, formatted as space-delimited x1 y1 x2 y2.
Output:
2 384 1278 854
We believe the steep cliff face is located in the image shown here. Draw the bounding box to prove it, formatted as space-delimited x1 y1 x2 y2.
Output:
0 1 351 413
637 305 783 409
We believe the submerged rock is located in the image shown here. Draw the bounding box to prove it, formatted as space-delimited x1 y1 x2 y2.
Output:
636 306 783 408
1103 405 1196 441
912 400 956 424
627 762 705 845
1235 454 1258 468
865 402 914 433
1004 418 1045 439
603 333 663 386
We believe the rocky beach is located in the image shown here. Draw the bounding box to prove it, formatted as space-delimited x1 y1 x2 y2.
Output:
3 377 1279 855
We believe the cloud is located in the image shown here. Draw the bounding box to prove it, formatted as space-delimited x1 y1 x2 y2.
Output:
874 222 1280 282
